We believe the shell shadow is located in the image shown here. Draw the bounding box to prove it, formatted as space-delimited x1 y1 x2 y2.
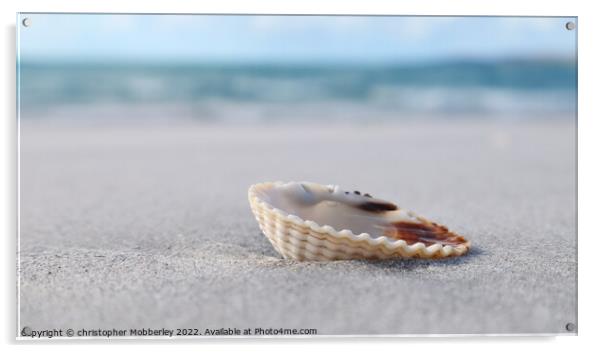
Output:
361 245 485 271
253 232 283 258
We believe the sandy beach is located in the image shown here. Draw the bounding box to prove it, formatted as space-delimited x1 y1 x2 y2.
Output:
18 119 576 335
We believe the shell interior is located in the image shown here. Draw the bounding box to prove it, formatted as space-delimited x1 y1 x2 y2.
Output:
255 181 467 247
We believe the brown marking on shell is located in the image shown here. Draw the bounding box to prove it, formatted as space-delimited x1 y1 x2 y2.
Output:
356 200 399 212
384 220 468 246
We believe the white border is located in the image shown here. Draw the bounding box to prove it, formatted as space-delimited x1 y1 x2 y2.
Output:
2 0 600 352
15 11 21 345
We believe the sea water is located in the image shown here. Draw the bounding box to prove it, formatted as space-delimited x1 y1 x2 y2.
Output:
18 60 576 121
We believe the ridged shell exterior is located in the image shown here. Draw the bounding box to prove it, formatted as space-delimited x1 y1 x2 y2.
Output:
249 182 470 261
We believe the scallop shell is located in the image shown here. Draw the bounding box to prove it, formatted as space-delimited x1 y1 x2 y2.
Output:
248 181 470 261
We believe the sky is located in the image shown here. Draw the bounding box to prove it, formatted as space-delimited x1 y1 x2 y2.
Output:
17 14 577 64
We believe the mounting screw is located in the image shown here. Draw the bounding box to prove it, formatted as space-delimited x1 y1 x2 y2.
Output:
21 326 32 336
565 21 575 31
22 17 31 27
565 322 576 332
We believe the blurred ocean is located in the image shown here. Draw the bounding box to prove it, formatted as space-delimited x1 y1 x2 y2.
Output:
18 60 576 121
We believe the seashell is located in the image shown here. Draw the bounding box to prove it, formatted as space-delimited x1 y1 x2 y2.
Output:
248 181 470 261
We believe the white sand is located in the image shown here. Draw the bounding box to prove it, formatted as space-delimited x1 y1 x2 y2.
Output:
18 120 577 335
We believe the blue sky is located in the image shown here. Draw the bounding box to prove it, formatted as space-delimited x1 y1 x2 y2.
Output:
18 14 577 64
